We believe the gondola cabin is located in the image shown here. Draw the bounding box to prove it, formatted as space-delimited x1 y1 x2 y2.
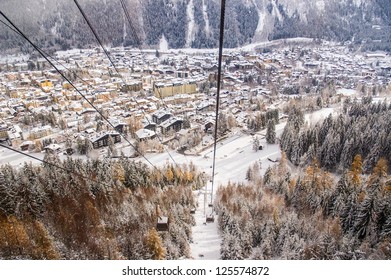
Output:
206 215 215 223
156 216 169 231
156 204 169 231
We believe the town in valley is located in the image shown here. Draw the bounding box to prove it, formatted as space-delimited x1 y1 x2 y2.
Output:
1 40 390 170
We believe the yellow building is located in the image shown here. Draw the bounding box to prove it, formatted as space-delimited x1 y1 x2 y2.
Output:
39 79 53 92
154 80 197 98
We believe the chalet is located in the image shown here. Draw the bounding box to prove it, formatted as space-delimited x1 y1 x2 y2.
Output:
110 119 128 134
202 120 214 133
196 102 215 113
143 122 157 131
84 128 95 135
89 131 121 149
44 143 61 154
135 129 156 141
152 109 172 124
20 141 34 151
231 107 241 115
6 125 23 141
160 117 183 134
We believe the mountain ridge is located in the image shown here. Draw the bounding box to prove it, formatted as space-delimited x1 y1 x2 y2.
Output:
0 0 390 53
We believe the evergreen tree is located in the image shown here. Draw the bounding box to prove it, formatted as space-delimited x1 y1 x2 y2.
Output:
266 120 276 144
253 136 260 152
0 170 16 215
107 135 117 157
85 138 93 158
218 112 228 135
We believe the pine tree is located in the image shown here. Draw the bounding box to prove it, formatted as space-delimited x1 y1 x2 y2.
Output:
107 135 117 157
354 194 374 239
145 228 166 260
253 136 260 152
266 119 276 144
263 167 273 185
218 112 228 135
85 138 93 157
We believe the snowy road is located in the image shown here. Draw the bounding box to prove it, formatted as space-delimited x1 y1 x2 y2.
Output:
0 147 44 166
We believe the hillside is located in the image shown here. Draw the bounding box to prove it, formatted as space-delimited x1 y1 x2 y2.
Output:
1 0 391 53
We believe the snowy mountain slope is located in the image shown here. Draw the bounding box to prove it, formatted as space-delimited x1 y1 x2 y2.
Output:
0 0 390 52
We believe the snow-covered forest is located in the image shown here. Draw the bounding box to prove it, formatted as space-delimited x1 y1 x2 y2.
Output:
280 99 391 172
0 157 204 259
215 100 391 260
216 153 391 260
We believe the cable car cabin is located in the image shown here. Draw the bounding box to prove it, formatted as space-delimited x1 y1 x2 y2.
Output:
156 216 169 231
206 215 215 223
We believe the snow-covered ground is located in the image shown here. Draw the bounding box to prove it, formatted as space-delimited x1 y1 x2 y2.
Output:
202 0 210 35
136 124 286 260
336 88 357 96
0 108 335 259
159 35 169 52
185 0 196 48
305 107 335 126
138 129 282 186
189 189 221 260
0 148 44 167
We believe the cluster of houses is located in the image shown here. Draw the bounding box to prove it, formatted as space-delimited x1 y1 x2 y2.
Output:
0 41 390 157
253 42 391 94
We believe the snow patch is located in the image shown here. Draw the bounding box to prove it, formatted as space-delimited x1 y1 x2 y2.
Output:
305 107 335 126
186 0 196 48
272 0 284 22
337 88 357 96
190 190 221 260
202 0 210 35
159 35 169 52
352 0 363 5
50 22 58 36
316 1 325 11
122 15 127 44
253 0 264 33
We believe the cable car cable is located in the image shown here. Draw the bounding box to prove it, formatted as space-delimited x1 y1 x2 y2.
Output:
210 0 226 207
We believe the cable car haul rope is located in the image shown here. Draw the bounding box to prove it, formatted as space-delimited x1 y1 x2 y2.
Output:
208 0 226 223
